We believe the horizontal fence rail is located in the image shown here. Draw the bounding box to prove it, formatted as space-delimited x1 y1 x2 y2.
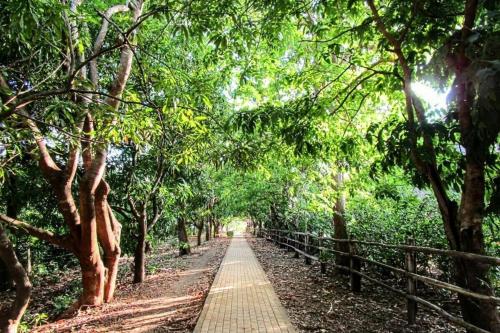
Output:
259 229 500 333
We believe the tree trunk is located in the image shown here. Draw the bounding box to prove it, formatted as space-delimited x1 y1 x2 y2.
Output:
78 180 106 306
333 172 350 268
0 261 11 291
95 181 121 302
451 4 499 328
78 254 105 306
196 222 203 246
3 174 19 289
177 217 190 256
0 225 31 333
25 247 31 276
213 220 220 238
133 215 147 283
454 160 499 331
205 220 210 242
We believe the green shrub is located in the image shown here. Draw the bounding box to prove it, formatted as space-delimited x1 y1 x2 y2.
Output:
227 230 234 237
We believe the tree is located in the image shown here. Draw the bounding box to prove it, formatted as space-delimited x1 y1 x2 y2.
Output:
111 143 167 284
0 0 144 306
361 1 500 329
0 225 31 333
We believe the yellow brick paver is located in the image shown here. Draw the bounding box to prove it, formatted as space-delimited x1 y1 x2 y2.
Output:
194 236 295 333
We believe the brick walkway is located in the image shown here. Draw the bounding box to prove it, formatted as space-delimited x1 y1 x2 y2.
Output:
194 236 295 333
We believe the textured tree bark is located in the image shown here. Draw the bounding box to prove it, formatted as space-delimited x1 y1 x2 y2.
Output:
332 172 350 268
79 256 105 306
0 226 31 333
177 217 191 256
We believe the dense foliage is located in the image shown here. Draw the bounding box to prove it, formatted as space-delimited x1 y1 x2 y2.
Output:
0 0 499 332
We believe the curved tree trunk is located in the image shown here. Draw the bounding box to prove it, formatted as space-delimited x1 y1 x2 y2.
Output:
102 205 121 303
95 182 121 301
0 226 31 333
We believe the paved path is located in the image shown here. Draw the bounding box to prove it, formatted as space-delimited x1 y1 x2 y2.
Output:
194 236 295 333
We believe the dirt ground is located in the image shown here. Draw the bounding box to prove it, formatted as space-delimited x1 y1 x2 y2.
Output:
248 236 464 333
27 237 229 332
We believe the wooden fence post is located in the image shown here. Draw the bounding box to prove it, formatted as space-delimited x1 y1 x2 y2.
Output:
286 231 292 252
305 233 312 265
406 237 417 325
319 237 326 274
349 237 361 292
294 233 300 258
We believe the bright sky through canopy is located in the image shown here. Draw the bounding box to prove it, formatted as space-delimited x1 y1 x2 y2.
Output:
412 81 449 110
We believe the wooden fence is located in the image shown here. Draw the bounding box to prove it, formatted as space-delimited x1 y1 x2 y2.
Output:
260 229 500 333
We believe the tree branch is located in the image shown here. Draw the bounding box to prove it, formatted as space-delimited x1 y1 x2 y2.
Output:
90 4 130 87
0 214 73 252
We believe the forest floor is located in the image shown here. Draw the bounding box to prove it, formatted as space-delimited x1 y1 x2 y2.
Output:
248 236 465 333
1 237 229 332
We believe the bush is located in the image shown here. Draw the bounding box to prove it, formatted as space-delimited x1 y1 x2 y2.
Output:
227 230 234 237
345 190 453 281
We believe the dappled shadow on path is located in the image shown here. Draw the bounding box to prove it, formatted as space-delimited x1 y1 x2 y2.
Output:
46 292 202 332
33 238 230 333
